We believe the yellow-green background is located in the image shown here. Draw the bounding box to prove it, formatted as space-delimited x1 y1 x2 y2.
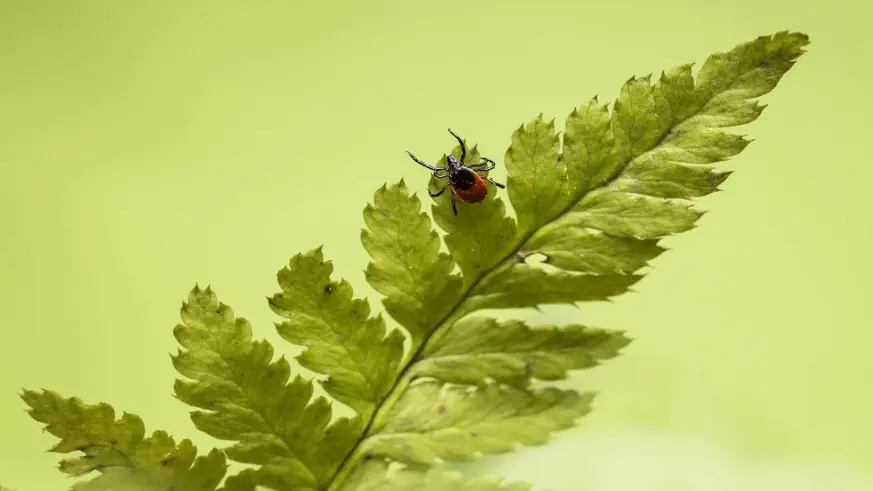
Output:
2 1 871 490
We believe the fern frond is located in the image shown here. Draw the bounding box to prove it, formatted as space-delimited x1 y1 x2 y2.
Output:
327 31 808 490
20 30 807 491
19 390 226 491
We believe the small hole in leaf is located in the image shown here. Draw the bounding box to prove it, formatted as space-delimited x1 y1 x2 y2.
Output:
519 251 548 265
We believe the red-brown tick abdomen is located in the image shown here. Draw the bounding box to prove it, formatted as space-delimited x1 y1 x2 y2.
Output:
452 172 489 203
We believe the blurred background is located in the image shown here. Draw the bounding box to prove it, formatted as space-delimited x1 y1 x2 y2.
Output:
1 1 871 490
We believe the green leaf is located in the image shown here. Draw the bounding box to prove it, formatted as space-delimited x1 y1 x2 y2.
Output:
362 380 592 465
362 181 463 349
523 228 666 274
504 115 570 236
339 460 532 491
172 285 360 490
611 74 673 158
268 247 406 421
539 189 704 240
612 157 734 200
19 390 226 491
562 97 624 197
696 32 808 106
427 141 517 286
415 317 630 386
467 263 642 310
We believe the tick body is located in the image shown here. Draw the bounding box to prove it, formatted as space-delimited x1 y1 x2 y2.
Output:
450 167 489 204
406 129 505 215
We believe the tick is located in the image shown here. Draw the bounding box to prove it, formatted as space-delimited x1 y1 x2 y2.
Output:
406 129 506 216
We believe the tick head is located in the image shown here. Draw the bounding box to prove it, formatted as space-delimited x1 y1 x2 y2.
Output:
446 155 458 167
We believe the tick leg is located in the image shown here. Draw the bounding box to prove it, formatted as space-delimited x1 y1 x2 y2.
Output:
434 169 449 179
406 151 446 172
448 128 466 165
451 193 458 215
470 157 496 171
484 176 505 189
429 180 450 197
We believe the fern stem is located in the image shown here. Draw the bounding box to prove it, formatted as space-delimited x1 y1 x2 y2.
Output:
325 258 518 490
325 370 415 490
